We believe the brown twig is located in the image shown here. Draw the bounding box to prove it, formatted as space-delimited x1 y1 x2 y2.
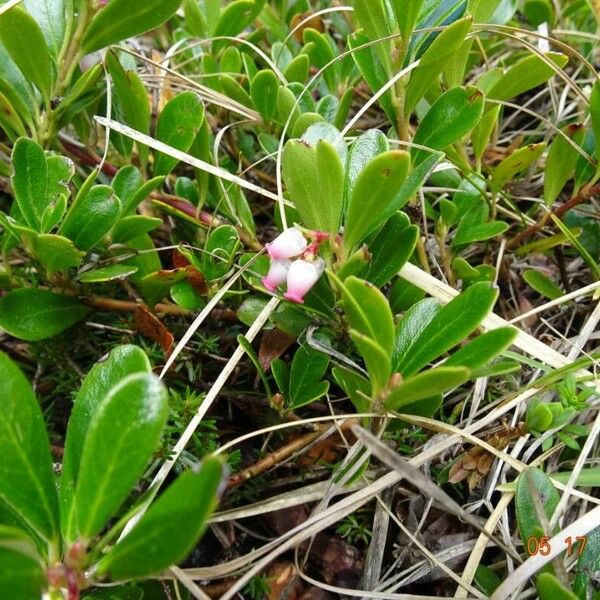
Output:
507 182 600 249
226 419 357 490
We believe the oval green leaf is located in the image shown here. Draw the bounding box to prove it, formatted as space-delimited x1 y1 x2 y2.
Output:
96 457 225 580
73 372 168 540
82 0 183 53
0 289 88 341
0 354 59 551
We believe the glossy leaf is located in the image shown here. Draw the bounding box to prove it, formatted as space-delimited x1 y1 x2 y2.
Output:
0 353 59 553
412 86 485 165
350 329 391 393
344 129 389 202
97 458 224 579
0 526 45 600
154 92 205 176
23 0 66 57
345 150 411 250
341 276 395 355
487 52 568 102
404 16 472 116
516 468 559 544
59 185 121 251
445 327 516 370
289 345 330 409
78 264 139 283
112 216 163 244
393 282 498 376
0 6 53 104
73 373 168 540
348 0 393 73
365 213 419 287
391 0 425 42
82 0 183 53
0 289 88 341
11 137 48 230
32 234 84 275
60 346 151 540
385 366 470 410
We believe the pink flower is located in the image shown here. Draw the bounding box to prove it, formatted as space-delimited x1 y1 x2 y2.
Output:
261 259 291 292
284 258 325 304
265 228 307 260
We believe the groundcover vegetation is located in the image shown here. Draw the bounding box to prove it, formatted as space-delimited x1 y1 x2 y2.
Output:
0 0 599 598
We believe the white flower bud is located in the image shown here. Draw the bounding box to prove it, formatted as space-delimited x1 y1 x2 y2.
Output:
265 228 307 260
284 258 325 304
261 259 291 292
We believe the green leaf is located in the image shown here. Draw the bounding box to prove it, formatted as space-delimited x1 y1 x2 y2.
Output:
332 366 371 413
154 92 205 176
0 6 53 104
393 282 498 376
350 329 391 393
544 124 584 205
111 216 162 244
0 289 88 341
220 74 254 109
0 354 60 552
523 269 564 300
61 346 151 541
516 468 560 544
250 70 278 121
536 573 578 600
348 30 396 125
73 372 168 540
79 264 139 283
214 0 263 38
404 16 473 116
345 150 411 250
341 276 395 355
365 214 418 287
23 0 66 58
445 327 517 371
82 0 183 53
32 234 84 275
106 50 151 166
487 52 568 102
97 458 224 579
348 0 393 73
412 86 485 165
344 129 389 202
289 345 330 409
590 81 600 161
385 366 470 410
282 136 345 232
390 0 425 42
474 564 501 596
10 137 48 230
490 143 545 190
59 185 121 251
0 526 45 600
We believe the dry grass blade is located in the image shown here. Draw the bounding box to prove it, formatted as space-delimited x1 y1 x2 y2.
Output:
94 116 279 202
0 0 23 16
352 426 520 562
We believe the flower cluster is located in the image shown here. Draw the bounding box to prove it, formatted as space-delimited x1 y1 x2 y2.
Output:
262 228 325 304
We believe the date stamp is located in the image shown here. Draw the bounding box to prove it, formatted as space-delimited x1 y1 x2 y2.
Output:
526 536 588 557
